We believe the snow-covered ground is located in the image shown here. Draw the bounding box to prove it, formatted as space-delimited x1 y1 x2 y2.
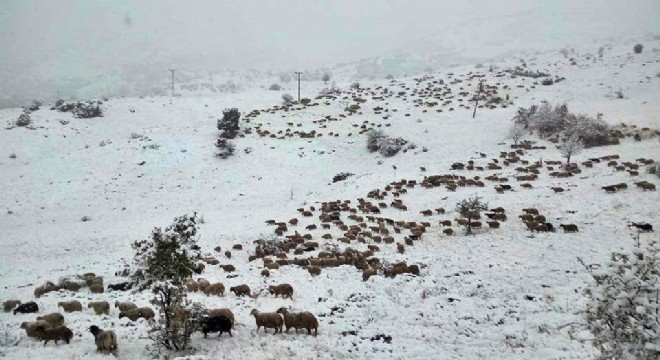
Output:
0 38 658 360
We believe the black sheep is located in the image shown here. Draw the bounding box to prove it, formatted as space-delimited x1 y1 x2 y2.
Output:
13 301 38 315
631 222 654 232
545 223 555 232
107 282 132 291
201 315 232 338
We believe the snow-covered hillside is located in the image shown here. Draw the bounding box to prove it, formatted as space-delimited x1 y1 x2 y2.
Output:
0 38 658 360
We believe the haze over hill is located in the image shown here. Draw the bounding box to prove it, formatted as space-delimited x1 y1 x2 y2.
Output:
1 0 658 107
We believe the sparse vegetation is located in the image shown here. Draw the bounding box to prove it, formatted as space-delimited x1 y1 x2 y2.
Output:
581 240 659 360
268 83 282 91
508 123 527 146
282 93 294 105
455 196 488 235
512 102 613 147
559 135 584 164
130 214 202 353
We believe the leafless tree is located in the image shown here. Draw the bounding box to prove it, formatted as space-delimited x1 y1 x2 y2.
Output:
560 135 584 164
508 123 526 146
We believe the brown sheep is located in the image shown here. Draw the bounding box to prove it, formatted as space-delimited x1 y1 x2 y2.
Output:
522 208 539 215
268 283 294 299
204 282 225 297
222 264 236 272
34 282 59 298
487 221 500 229
551 187 564 193
119 307 154 322
443 228 454 236
21 320 51 338
261 269 270 277
560 224 579 233
362 268 377 281
534 223 549 233
250 309 283 334
439 220 452 227
492 213 507 221
88 301 110 315
197 279 211 291
185 279 199 292
34 325 73 346
3 300 21 313
58 301 82 313
114 301 137 312
36 312 65 327
229 284 251 297
307 265 321 276
276 307 318 336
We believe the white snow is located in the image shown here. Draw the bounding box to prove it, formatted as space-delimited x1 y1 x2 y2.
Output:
0 37 659 360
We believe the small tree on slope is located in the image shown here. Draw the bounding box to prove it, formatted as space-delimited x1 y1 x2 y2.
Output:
582 240 660 360
508 123 526 146
131 213 202 353
560 135 584 165
455 196 488 235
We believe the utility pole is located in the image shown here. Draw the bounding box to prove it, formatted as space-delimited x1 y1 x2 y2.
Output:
472 79 484 119
294 71 302 103
168 68 176 97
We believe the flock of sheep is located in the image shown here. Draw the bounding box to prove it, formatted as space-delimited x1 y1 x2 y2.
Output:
4 275 319 357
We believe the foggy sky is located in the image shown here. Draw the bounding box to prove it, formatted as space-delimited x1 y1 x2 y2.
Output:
1 0 658 106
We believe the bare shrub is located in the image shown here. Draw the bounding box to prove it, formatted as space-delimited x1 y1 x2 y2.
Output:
633 43 643 54
559 135 584 164
282 94 294 105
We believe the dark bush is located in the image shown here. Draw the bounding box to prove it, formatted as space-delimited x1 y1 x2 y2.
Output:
15 112 32 127
367 130 386 152
52 101 102 118
217 108 240 138
268 83 282 91
300 98 311 105
72 102 102 118
333 172 354 183
633 44 643 54
215 138 235 159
